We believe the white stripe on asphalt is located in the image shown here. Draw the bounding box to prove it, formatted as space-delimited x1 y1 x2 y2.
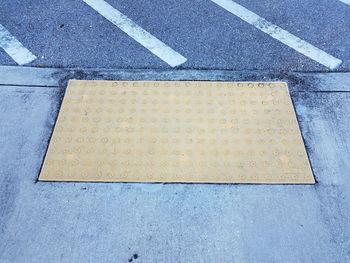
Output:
339 0 350 5
83 0 187 67
0 24 36 65
210 0 342 70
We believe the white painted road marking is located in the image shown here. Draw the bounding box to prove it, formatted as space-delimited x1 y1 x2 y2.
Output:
82 0 187 67
0 24 36 65
339 0 350 5
210 0 343 70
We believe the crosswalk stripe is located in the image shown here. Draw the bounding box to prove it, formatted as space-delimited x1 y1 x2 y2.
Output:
210 0 342 70
0 24 36 65
83 0 187 67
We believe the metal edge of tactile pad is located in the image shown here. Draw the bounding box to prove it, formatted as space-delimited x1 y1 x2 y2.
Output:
38 80 315 184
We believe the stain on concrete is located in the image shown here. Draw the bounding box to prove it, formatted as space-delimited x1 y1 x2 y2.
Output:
128 253 139 262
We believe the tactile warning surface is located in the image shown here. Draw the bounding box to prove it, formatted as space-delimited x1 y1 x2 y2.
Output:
39 80 315 184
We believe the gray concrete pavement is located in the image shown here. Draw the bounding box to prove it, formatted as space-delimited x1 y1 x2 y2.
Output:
1 0 350 262
0 0 349 71
0 66 350 262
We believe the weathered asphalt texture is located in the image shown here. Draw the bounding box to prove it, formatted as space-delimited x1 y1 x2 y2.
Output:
0 0 349 71
0 66 350 262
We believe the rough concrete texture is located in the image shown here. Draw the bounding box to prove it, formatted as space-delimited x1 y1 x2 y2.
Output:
0 66 350 262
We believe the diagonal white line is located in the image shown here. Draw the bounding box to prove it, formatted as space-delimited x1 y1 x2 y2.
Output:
0 24 36 65
210 0 342 70
83 0 187 67
339 0 350 5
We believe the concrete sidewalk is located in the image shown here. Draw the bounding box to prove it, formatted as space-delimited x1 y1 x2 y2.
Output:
0 66 349 262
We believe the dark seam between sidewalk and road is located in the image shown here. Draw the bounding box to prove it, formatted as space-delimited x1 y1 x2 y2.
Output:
1 66 349 92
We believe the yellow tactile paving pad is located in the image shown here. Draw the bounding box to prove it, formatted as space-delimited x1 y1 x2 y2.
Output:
39 80 315 184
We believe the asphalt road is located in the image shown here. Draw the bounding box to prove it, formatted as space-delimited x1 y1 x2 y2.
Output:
0 0 349 71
